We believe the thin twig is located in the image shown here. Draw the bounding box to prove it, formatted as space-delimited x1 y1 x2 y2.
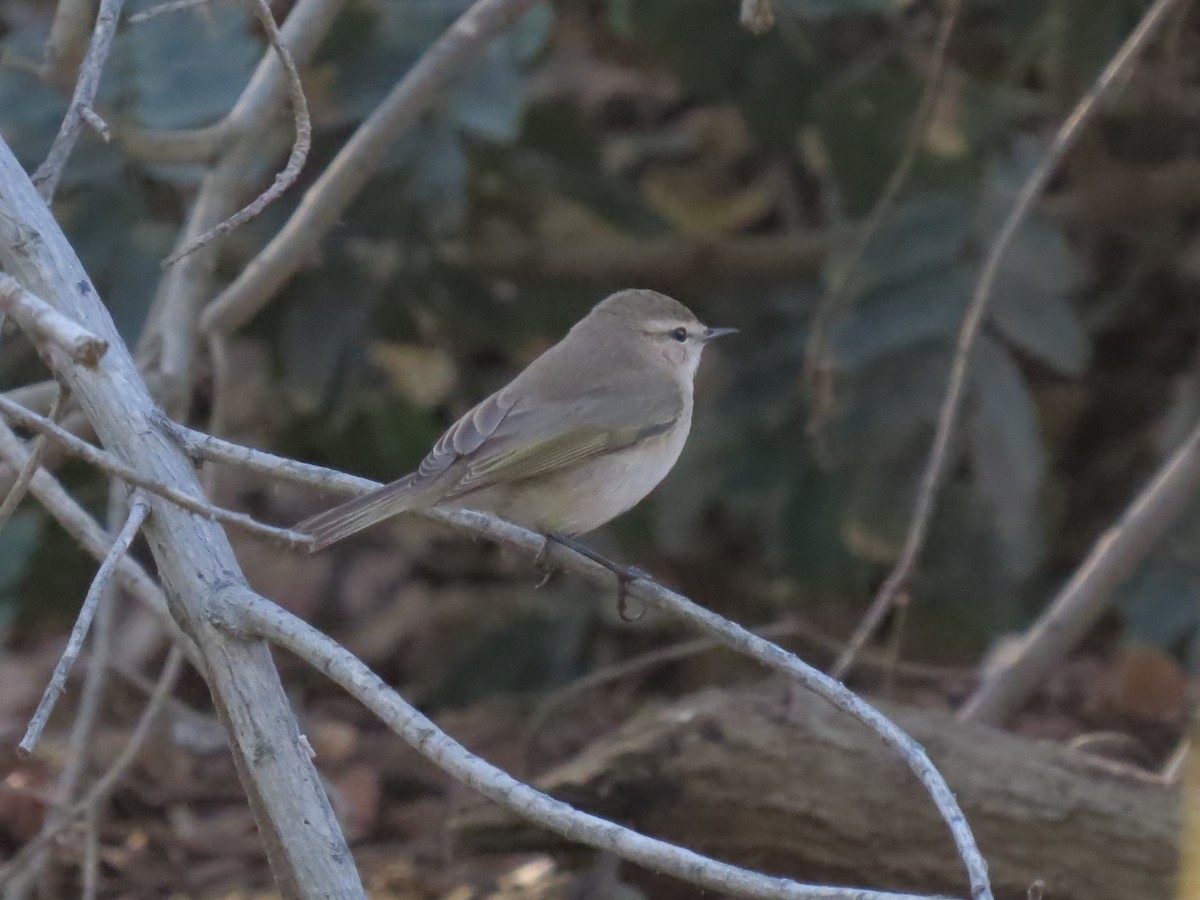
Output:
117 120 231 164
19 494 148 754
160 419 993 900
521 616 969 771
0 646 184 890
200 0 544 335
1163 738 1190 783
128 0 227 23
0 386 65 530
237 593 969 900
2 127 359 894
0 395 312 549
831 0 1186 681
5 490 132 895
0 416 199 668
78 105 110 142
161 0 310 267
960 416 1200 724
0 275 108 366
803 0 963 442
32 0 126 202
142 0 345 416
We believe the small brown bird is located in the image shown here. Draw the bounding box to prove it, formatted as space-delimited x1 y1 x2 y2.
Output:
297 289 735 559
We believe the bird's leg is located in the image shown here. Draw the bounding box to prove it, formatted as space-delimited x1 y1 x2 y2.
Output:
544 533 649 621
533 536 558 589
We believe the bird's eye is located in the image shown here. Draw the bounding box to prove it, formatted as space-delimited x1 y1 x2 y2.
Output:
669 327 688 343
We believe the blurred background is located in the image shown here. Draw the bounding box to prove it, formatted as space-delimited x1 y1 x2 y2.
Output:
0 0 1196 894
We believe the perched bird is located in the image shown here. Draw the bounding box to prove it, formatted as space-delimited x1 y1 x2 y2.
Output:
297 289 735 577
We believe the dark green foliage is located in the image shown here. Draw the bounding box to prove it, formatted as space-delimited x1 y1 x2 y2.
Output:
2 0 1196 683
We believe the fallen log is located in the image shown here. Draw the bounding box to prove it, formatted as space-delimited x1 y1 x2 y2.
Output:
453 683 1178 900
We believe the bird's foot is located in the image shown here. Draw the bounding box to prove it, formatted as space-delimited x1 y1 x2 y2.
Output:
544 533 648 621
533 537 559 589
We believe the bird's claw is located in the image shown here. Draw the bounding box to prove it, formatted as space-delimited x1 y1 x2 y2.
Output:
534 537 558 589
614 565 649 622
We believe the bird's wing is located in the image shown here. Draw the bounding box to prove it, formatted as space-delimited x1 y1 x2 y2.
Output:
429 370 684 499
446 415 677 499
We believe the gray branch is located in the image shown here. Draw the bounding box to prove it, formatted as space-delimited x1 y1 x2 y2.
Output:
200 0 544 335
0 275 107 365
0 134 364 897
161 420 995 900
32 0 125 202
961 417 1200 724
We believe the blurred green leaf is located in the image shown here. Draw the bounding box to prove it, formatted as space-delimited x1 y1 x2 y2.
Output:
115 3 261 129
855 196 973 291
0 512 41 596
833 265 972 370
969 337 1044 575
980 139 1088 373
1119 562 1200 650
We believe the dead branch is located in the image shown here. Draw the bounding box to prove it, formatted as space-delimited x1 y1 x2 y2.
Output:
0 386 64 529
0 646 184 889
0 275 107 365
0 394 311 549
161 0 311 267
200 0 546 335
960 417 1200 725
32 0 125 202
19 494 149 754
830 0 1189 681
232 589 964 900
0 133 362 897
455 682 1177 900
141 0 346 414
157 419 994 900
128 0 228 23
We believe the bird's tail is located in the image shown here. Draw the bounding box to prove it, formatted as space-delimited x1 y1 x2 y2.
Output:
296 474 430 551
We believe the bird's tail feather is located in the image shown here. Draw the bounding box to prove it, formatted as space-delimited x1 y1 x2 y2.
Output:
297 474 429 551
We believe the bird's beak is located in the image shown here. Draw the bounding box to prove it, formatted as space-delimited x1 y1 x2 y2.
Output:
700 326 738 342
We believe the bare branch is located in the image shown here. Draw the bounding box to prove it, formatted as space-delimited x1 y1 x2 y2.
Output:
235 592 966 900
0 646 184 889
19 494 149 754
4 488 130 894
143 0 347 412
521 618 970 771
0 275 108 366
117 120 231 164
959 417 1200 724
128 0 228 23
200 0 544 335
0 394 312 549
0 132 362 895
0 385 65 530
32 0 126 202
830 0 1188 681
803 0 963 441
158 419 994 900
161 0 311 267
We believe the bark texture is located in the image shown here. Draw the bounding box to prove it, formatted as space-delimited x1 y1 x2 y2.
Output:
455 683 1177 900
